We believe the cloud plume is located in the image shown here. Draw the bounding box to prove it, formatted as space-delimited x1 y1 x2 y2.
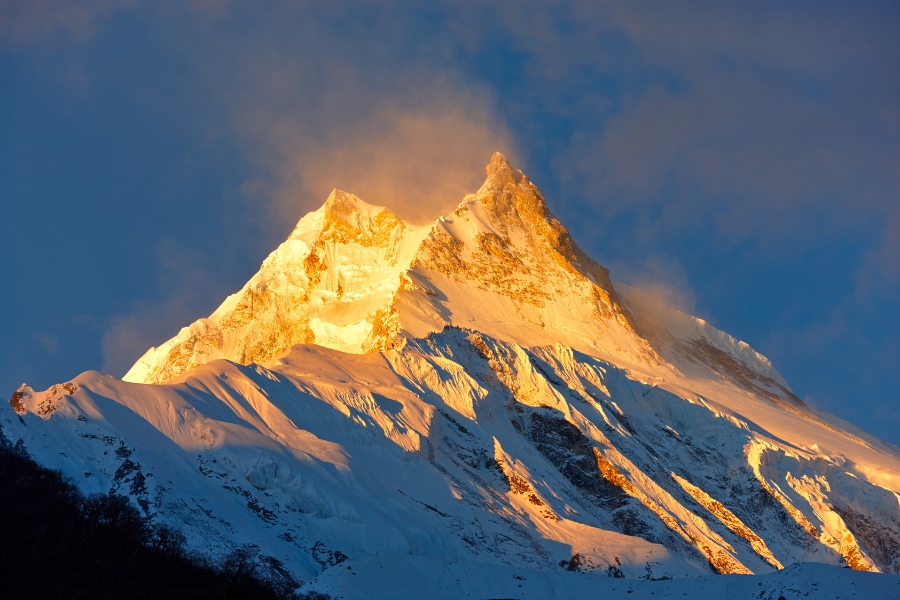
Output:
611 257 700 336
235 75 515 226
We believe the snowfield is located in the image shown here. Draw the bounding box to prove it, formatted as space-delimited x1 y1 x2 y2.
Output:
4 154 900 597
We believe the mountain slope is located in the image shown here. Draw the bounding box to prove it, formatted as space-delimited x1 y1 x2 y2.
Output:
5 154 900 592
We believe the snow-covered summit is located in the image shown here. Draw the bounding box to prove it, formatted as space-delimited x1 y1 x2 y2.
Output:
124 189 430 384
399 151 651 363
125 153 767 393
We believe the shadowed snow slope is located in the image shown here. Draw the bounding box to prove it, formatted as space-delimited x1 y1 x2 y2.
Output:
5 154 900 595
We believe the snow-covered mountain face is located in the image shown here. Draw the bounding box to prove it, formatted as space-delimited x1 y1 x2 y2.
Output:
5 154 900 591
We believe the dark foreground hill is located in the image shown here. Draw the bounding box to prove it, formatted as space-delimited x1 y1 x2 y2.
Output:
0 440 299 599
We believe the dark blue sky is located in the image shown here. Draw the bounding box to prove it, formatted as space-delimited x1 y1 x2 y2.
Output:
2 2 898 443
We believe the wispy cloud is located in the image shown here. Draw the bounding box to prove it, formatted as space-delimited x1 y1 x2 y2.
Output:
610 256 700 334
235 72 514 225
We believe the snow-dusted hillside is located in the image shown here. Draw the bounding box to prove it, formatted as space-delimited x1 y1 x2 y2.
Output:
4 154 900 596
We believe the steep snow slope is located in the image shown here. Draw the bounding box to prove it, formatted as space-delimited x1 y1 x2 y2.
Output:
5 154 900 594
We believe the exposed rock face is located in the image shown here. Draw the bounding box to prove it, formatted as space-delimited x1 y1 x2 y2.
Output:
7 153 900 589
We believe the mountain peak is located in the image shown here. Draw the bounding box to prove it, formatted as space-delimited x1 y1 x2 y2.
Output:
470 152 546 235
476 152 632 324
124 190 427 383
124 152 789 400
126 153 648 384
395 152 650 365
324 188 371 214
318 189 406 249
485 151 520 184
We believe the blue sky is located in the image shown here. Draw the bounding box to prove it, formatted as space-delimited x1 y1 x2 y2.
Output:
2 2 898 443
